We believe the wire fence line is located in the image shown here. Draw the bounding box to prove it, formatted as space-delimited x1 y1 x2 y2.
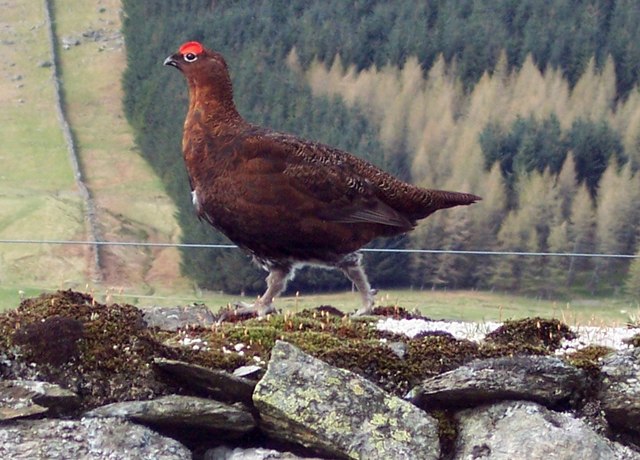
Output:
0 238 638 259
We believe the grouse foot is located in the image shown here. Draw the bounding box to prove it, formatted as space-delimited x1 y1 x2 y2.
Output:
351 288 378 316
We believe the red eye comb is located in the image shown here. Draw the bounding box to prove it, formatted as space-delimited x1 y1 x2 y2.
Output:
179 41 204 55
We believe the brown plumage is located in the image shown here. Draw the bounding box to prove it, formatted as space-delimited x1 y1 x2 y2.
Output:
164 41 480 318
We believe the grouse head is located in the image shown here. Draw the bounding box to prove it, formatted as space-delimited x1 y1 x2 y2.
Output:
164 41 236 115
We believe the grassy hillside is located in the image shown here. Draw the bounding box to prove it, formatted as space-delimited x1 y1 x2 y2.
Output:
52 0 184 292
0 1 87 287
0 0 185 298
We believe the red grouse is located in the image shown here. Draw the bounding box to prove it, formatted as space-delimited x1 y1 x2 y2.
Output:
164 41 480 318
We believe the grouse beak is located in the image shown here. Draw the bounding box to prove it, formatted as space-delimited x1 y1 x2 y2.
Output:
163 54 180 69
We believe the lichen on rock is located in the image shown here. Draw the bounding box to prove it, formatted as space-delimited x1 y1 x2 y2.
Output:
253 341 441 460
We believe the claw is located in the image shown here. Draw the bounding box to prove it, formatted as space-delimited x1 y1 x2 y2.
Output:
352 307 373 317
352 288 377 317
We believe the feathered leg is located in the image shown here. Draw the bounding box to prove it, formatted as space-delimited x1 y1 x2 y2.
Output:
218 265 291 322
256 266 291 312
337 252 377 316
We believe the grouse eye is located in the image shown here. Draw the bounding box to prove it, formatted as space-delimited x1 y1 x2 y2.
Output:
184 52 198 62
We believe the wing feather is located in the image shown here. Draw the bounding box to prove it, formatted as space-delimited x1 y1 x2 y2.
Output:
245 134 414 229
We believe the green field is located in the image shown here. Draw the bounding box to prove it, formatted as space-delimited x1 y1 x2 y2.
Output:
0 1 88 287
0 0 184 294
104 288 640 326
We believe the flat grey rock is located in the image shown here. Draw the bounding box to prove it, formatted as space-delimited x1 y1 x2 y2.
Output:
141 304 216 330
86 394 255 437
153 358 256 404
205 446 324 460
411 355 585 410
454 401 639 460
0 417 190 459
0 380 80 421
253 341 440 460
599 347 640 434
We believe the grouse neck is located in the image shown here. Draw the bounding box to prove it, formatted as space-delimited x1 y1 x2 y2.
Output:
186 74 245 129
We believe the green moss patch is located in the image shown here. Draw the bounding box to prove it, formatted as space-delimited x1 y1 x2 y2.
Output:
483 317 576 351
0 291 173 409
564 345 615 379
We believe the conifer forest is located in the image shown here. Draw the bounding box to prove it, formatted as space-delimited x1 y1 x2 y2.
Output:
122 0 640 298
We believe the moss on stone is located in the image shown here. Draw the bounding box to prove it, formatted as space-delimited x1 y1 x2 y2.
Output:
406 334 479 377
478 341 549 358
12 315 84 366
0 291 173 410
564 345 615 379
0 290 582 414
484 317 575 351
